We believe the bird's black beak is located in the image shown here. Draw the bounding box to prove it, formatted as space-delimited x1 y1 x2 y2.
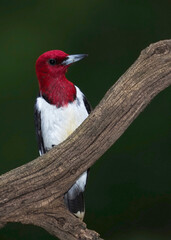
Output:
62 54 88 65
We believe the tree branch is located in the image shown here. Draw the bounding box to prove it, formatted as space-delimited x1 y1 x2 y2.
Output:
0 40 171 240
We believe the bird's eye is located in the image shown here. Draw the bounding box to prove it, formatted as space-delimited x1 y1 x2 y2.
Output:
49 59 57 65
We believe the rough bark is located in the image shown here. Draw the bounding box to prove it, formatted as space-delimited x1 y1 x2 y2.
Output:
0 40 171 240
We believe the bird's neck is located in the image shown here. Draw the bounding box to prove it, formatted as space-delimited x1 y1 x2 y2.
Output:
39 76 76 107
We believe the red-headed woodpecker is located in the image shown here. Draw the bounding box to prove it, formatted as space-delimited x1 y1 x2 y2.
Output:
34 50 91 220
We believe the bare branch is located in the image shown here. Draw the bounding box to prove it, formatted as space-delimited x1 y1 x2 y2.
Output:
0 40 171 240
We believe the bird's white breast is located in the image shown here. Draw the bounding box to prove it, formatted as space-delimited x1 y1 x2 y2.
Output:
36 86 89 151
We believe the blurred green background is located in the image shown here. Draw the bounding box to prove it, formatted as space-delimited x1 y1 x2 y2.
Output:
0 0 170 239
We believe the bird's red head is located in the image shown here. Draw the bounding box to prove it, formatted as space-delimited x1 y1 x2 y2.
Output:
35 50 87 107
36 50 69 83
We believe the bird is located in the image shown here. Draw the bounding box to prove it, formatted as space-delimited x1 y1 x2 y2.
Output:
34 50 91 220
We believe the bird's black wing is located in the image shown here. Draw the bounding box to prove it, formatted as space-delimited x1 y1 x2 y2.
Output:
34 98 46 155
83 94 92 114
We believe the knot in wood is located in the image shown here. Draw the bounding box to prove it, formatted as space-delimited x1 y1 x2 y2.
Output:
153 44 170 55
56 217 66 227
70 168 76 175
145 41 170 58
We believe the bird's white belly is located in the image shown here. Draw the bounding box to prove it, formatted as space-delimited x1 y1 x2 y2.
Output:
41 105 79 150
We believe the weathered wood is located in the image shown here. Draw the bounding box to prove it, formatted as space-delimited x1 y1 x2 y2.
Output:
0 40 171 240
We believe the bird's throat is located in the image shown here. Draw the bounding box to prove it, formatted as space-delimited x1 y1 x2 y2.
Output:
40 76 76 107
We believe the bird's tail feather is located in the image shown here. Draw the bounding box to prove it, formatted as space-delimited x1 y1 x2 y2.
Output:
64 184 85 220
